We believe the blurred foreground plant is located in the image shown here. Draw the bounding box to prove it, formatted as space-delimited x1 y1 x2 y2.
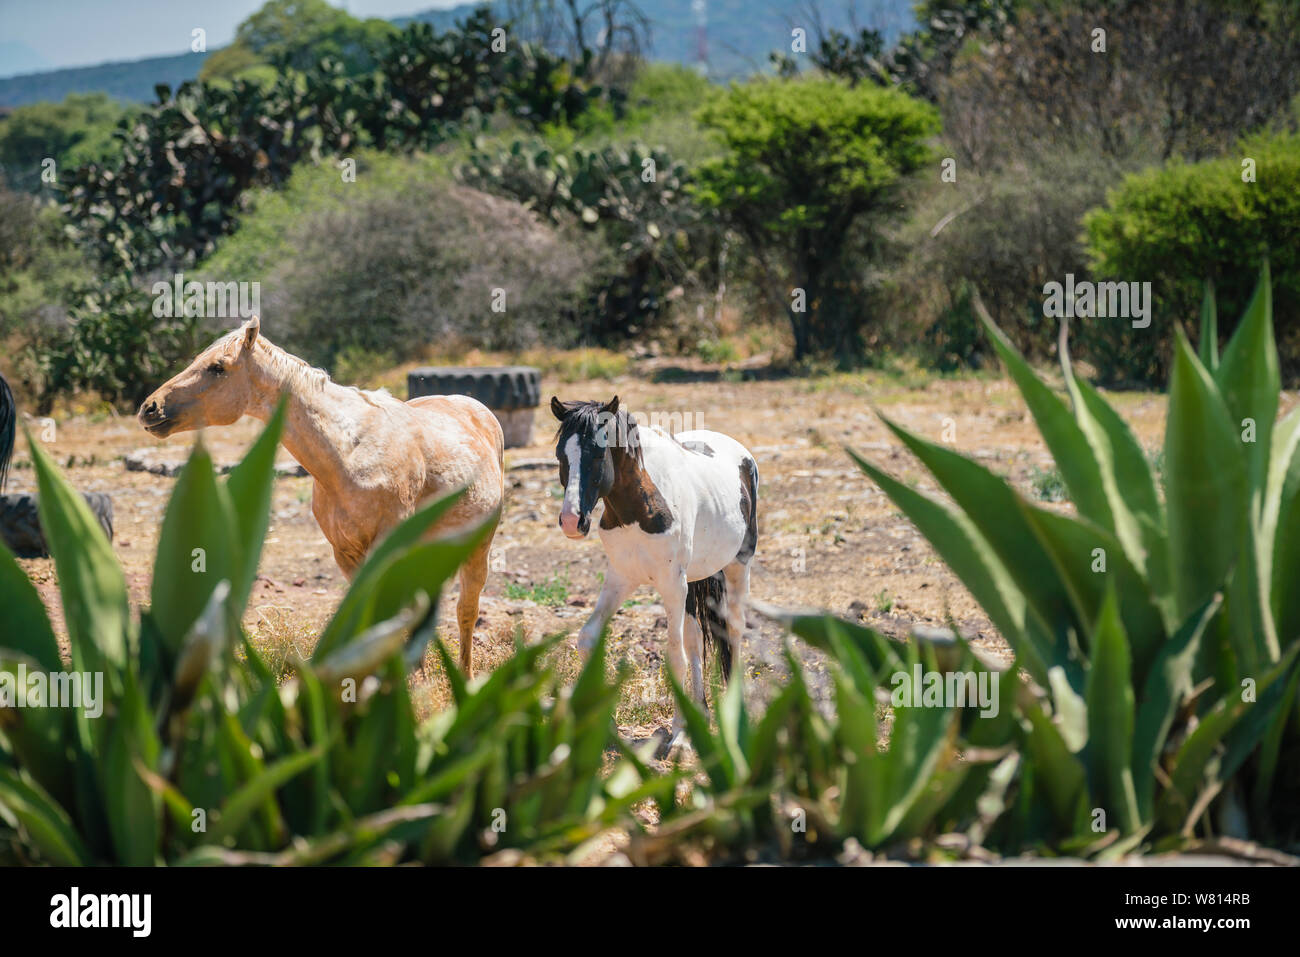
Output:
0 398 661 864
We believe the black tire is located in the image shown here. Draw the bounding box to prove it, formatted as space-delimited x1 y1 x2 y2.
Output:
407 366 541 411
0 492 113 558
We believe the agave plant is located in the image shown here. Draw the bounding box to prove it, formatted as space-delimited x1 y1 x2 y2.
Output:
841 264 1299 853
644 629 1016 863
0 401 660 865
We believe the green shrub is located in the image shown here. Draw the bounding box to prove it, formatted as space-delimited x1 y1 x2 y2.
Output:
273 180 602 366
1083 131 1300 384
692 76 939 360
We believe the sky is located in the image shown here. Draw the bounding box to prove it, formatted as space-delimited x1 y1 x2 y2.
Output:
0 0 462 78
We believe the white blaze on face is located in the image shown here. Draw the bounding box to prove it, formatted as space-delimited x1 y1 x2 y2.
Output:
560 433 585 537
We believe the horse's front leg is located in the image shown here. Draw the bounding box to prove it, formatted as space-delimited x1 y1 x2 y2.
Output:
660 570 691 753
577 568 636 656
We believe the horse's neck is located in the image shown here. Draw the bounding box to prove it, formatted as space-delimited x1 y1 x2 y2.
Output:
246 343 367 491
600 440 673 532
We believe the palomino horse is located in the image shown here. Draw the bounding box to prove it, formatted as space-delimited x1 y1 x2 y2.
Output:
138 317 504 676
551 396 758 751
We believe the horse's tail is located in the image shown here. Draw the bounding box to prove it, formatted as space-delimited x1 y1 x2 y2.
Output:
687 571 733 683
0 373 14 493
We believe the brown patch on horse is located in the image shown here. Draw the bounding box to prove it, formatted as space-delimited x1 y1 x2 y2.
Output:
600 445 674 534
736 457 758 563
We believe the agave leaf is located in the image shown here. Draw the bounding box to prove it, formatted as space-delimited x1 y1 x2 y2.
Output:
207 745 323 845
666 662 734 789
1214 262 1278 495
1224 513 1274 679
0 542 61 670
0 651 72 804
1020 691 1088 832
878 681 957 843
104 672 162 865
1251 658 1300 821
1131 594 1220 821
1156 648 1298 832
1218 644 1300 785
1019 502 1165 675
1083 587 1141 835
1199 279 1219 371
832 663 880 841
1058 330 1172 623
848 449 1050 684
0 767 89 865
362 514 496 641
1047 666 1087 753
1164 327 1247 620
312 591 429 686
1266 405 1300 645
314 488 469 658
223 395 288 615
874 418 1083 677
27 426 130 682
150 439 241 658
975 296 1113 528
746 679 798 784
419 780 477 863
758 601 906 679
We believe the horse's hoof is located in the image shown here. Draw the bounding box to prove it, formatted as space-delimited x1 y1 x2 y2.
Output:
651 729 674 760
652 728 691 761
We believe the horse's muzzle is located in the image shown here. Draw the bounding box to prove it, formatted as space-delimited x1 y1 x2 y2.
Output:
137 399 174 437
559 510 589 539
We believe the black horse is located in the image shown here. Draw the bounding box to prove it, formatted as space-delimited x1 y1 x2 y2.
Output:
0 371 14 493
0 372 113 555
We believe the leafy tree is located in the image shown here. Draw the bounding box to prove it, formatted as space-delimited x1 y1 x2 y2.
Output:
0 93 135 192
693 76 938 359
233 0 396 74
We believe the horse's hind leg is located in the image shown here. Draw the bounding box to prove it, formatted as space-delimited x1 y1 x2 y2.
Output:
721 560 751 680
683 613 707 710
455 537 492 679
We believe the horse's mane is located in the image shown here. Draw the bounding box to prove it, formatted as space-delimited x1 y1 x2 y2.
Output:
0 372 14 492
213 328 386 406
555 400 644 464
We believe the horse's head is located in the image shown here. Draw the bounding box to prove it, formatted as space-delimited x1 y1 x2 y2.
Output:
138 317 264 438
551 394 633 539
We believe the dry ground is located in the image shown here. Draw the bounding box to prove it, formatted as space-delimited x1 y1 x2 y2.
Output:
7 361 1174 736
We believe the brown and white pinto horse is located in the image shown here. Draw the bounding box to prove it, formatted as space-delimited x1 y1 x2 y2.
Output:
551 396 758 752
138 317 504 676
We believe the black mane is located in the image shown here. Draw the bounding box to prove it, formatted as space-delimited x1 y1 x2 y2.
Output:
555 400 639 459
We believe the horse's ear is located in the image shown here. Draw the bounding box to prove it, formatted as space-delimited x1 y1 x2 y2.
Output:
550 396 568 421
603 395 619 415
242 316 260 349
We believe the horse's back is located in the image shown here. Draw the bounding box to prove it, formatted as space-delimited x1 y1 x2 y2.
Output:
407 394 505 464
673 429 756 476
639 427 757 579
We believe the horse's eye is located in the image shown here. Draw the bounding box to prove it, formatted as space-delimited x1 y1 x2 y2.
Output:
208 363 225 376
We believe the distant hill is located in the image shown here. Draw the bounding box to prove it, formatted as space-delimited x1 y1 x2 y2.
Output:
0 50 211 108
398 0 917 79
0 1 915 108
